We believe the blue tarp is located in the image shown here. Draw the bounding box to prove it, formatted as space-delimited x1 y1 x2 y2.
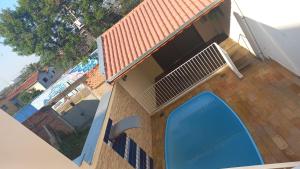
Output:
13 104 38 123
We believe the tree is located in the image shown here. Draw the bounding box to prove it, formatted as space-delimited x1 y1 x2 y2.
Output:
17 89 43 106
120 0 141 15
0 0 92 69
68 0 110 37
17 63 42 85
0 0 142 70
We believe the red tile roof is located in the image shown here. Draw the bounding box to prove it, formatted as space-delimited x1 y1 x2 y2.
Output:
85 65 105 89
101 0 223 81
6 72 39 100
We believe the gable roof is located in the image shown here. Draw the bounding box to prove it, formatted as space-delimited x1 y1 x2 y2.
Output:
6 72 39 100
100 0 223 81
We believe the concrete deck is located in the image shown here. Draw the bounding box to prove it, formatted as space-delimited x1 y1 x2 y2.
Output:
151 40 300 169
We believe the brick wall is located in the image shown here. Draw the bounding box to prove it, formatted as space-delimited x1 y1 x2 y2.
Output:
23 106 74 144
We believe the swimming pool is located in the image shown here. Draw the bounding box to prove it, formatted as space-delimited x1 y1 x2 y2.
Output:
165 91 263 169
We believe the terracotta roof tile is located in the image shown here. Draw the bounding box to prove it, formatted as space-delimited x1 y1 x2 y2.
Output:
85 65 105 89
101 0 223 81
6 72 39 100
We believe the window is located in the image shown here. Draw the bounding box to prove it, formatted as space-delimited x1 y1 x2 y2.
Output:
43 77 48 83
1 105 8 111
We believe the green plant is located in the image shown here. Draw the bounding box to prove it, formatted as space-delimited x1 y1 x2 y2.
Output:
17 89 43 106
58 128 90 160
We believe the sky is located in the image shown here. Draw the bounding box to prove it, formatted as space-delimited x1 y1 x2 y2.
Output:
0 0 40 90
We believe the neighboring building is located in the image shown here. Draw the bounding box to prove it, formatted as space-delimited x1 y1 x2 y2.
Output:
13 104 38 123
1 68 62 114
22 106 75 146
6 72 41 105
31 53 99 110
0 72 40 114
12 52 100 124
0 97 19 115
7 68 62 101
35 67 63 90
61 94 100 131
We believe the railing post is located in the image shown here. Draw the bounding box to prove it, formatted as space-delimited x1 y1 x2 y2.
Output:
215 43 244 79
137 43 244 114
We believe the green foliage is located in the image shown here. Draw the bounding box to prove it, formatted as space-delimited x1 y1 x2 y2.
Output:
0 0 90 69
120 0 141 15
18 63 41 84
17 89 43 106
58 128 90 160
69 0 115 37
0 0 142 70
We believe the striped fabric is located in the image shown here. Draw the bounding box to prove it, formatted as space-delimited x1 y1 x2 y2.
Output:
104 119 154 169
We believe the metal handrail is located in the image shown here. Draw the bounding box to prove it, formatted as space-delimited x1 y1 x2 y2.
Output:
136 43 242 113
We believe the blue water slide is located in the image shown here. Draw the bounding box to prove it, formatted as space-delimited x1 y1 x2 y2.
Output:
165 91 263 169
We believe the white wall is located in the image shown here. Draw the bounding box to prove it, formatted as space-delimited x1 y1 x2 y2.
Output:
29 82 47 91
118 57 163 110
37 67 63 89
118 57 163 98
229 0 300 76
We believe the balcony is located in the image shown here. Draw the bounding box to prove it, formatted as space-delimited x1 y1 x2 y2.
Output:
136 42 242 113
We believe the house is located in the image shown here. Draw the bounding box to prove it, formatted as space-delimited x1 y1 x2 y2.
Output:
37 67 63 89
30 53 100 111
98 0 238 113
0 96 19 115
1 72 47 114
1 68 62 114
11 55 101 123
12 53 102 125
1 0 300 169
93 0 300 168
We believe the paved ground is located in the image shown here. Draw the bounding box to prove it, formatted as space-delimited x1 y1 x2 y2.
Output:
151 40 300 169
62 94 100 131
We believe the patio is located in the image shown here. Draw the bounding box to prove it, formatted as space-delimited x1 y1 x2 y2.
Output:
151 40 300 169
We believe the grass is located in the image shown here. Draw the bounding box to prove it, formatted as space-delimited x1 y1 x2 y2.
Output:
58 128 90 160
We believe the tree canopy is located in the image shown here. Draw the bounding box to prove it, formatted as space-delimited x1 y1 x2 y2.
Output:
1 0 81 68
0 0 142 70
17 88 43 106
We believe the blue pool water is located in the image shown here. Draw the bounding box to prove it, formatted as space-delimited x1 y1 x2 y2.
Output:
165 91 263 169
